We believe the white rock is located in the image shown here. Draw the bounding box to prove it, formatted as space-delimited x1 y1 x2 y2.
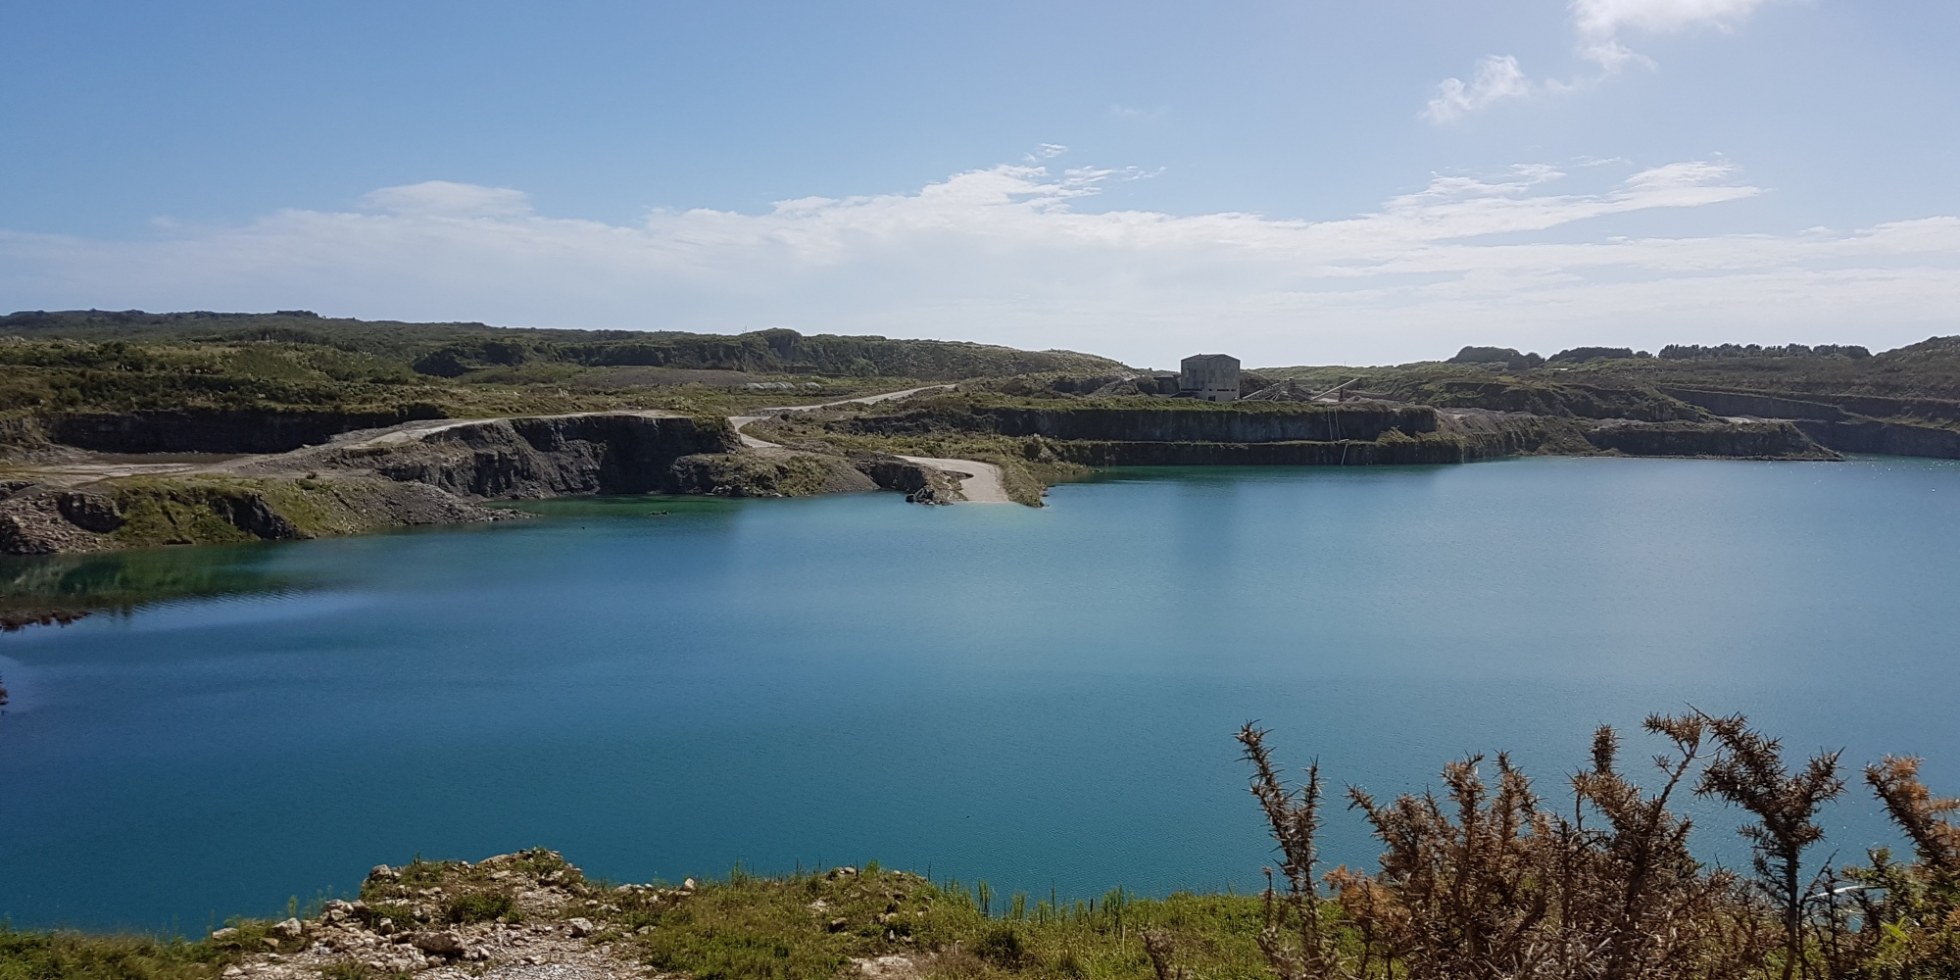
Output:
412 931 466 956
567 917 595 938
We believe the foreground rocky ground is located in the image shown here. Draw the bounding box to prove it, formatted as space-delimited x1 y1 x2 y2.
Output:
208 850 930 980
10 849 1279 980
218 851 664 980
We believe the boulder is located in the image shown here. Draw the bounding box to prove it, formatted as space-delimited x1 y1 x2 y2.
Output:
411 931 466 957
55 491 123 532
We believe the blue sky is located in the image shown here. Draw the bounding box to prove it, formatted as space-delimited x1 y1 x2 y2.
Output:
3 0 1957 366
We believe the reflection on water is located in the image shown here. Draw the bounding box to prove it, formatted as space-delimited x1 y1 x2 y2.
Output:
1 540 314 632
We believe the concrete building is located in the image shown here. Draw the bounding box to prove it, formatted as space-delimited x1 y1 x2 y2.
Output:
1179 353 1241 402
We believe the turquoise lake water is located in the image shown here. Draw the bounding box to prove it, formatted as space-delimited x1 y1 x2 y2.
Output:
3 456 1959 932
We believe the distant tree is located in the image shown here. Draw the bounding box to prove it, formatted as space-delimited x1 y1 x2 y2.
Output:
1447 346 1522 365
1658 343 1872 360
1548 346 1636 364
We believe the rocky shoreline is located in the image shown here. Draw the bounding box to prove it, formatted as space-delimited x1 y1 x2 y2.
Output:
0 410 966 558
0 382 1939 561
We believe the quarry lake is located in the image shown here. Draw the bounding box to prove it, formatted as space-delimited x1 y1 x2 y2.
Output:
4 455 1960 932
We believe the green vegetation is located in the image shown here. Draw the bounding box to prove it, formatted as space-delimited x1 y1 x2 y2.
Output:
0 929 228 980
0 311 1125 445
670 449 880 499
102 476 413 547
607 869 1274 980
440 891 520 926
1233 715 1960 980
1266 337 1960 422
0 311 1124 380
106 478 285 547
0 538 299 630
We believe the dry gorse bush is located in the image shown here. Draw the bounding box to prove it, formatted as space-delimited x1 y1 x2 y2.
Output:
1230 713 1960 980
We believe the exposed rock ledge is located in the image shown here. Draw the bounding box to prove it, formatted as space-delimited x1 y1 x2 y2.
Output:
0 476 509 556
247 413 739 498
0 412 971 555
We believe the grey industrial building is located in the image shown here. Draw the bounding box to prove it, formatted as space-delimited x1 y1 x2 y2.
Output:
1178 353 1241 402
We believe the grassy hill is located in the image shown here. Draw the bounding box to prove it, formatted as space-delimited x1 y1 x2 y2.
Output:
1259 336 1960 425
0 310 1129 429
1 310 1126 382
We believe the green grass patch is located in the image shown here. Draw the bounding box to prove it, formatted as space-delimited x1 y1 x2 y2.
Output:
0 926 228 980
612 869 1273 980
441 890 520 925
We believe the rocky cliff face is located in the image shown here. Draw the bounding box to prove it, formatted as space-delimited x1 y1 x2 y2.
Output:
0 477 508 556
1046 435 1477 467
1657 387 1849 422
1662 387 1960 459
1793 418 1960 458
981 413 1828 467
1392 380 1706 422
275 413 739 498
977 403 1437 443
666 449 878 497
42 407 449 454
1582 419 1833 459
847 454 956 498
849 402 1438 444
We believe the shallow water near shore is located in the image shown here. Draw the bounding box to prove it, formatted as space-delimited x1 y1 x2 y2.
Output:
3 456 1960 932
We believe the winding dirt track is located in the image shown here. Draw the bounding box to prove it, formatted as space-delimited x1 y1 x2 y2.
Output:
9 387 1013 504
730 386 1012 504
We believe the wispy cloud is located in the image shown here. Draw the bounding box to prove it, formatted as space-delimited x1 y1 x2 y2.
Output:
1425 0 1790 124
1423 55 1534 124
1110 103 1170 122
3 154 1953 366
358 181 534 218
1572 0 1783 40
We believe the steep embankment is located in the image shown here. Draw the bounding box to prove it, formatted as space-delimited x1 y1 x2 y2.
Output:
0 476 504 556
269 412 739 498
1660 387 1960 459
805 393 1833 469
732 386 1005 503
0 413 740 555
0 405 973 556
38 407 450 454
841 396 1438 444
969 402 1439 442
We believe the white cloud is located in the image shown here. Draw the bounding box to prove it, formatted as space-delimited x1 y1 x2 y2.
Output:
3 155 1955 367
1571 0 1781 40
1426 0 1789 123
1574 0 1780 69
358 181 533 218
1423 56 1535 124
